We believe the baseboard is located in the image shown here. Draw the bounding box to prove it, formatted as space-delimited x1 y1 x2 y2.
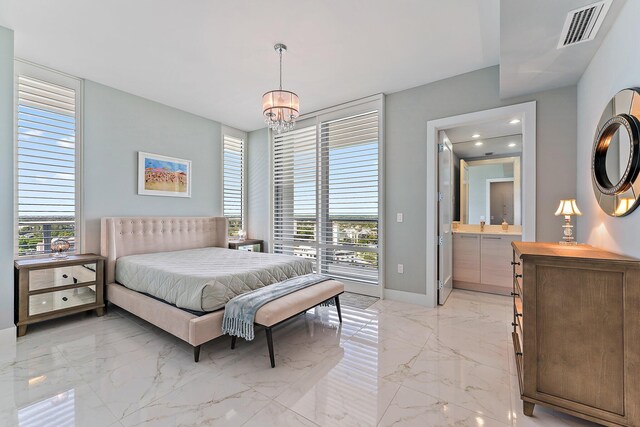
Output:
383 288 434 307
0 325 16 362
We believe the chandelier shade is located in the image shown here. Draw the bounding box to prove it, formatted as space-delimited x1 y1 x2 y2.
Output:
262 89 299 133
263 43 299 134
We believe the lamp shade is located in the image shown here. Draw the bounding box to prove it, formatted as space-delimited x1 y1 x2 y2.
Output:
555 199 582 216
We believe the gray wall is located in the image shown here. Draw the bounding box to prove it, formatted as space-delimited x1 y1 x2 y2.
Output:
83 81 223 253
576 0 640 256
246 128 270 251
384 66 577 295
0 27 14 331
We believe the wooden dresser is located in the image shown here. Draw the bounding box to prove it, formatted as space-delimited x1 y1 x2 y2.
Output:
511 242 640 426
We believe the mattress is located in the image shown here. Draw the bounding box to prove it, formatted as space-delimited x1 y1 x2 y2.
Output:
115 247 314 312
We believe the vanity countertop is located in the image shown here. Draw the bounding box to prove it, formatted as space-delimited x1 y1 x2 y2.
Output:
452 229 522 236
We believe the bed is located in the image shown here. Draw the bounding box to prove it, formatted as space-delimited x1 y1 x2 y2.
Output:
100 216 341 362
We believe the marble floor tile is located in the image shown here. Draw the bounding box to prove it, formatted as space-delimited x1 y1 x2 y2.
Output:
0 289 600 427
243 401 319 427
119 371 269 427
402 348 514 425
378 385 510 427
276 358 401 426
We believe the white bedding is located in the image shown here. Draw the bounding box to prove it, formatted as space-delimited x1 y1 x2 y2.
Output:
115 247 313 312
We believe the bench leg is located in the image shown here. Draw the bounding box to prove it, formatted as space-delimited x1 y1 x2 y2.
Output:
335 295 343 323
193 345 201 363
231 336 237 350
266 327 275 368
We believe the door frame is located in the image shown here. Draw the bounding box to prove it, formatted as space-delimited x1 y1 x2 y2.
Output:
426 101 536 308
486 177 515 224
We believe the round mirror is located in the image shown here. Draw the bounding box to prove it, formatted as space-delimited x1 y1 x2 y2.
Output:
591 88 640 217
605 124 631 184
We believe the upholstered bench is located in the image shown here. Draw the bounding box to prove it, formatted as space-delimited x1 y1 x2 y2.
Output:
230 279 344 367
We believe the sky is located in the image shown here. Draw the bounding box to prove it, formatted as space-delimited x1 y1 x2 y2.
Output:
17 104 76 218
144 157 187 173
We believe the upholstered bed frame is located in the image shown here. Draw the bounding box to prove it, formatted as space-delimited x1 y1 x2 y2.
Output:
101 216 229 361
101 216 345 366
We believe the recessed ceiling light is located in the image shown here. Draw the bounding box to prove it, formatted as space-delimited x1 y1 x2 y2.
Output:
508 142 517 147
510 119 521 124
475 141 483 146
472 134 480 138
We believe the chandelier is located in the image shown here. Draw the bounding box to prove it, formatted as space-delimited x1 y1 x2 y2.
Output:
262 43 299 134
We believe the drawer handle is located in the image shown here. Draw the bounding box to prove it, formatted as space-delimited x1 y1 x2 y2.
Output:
62 297 68 302
460 235 478 238
510 292 519 297
515 312 523 317
511 261 520 266
516 352 523 356
512 322 518 327
62 274 68 279
483 236 501 240
515 274 523 279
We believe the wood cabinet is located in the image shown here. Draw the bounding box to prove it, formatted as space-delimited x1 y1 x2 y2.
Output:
14 254 106 336
452 233 480 283
511 242 640 426
453 233 520 295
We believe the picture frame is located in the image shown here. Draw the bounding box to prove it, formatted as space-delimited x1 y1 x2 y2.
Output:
138 151 192 198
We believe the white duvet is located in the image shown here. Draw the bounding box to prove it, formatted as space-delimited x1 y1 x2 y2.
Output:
115 247 313 312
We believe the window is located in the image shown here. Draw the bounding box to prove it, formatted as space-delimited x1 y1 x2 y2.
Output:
223 133 245 237
273 96 382 286
15 61 82 257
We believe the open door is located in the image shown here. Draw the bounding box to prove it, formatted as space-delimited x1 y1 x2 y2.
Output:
438 132 453 305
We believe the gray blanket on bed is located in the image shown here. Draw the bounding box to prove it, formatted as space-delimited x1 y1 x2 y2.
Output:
115 247 313 312
222 273 332 341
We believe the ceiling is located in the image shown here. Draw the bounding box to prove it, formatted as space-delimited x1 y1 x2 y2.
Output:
444 115 522 159
443 115 523 143
0 0 500 131
500 0 626 98
450 135 522 159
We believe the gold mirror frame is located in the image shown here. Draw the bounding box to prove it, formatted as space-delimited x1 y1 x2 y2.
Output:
591 88 640 217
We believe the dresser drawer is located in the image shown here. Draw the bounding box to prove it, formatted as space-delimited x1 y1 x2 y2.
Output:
29 285 97 317
29 263 97 291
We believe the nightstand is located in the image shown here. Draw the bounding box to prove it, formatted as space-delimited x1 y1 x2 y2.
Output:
228 239 264 252
14 254 106 337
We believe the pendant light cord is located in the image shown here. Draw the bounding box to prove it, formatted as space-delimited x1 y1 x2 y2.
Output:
279 49 283 90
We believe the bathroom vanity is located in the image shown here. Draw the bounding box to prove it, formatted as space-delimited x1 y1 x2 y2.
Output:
452 229 521 295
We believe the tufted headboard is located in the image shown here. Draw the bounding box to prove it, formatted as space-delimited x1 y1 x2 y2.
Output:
100 216 228 284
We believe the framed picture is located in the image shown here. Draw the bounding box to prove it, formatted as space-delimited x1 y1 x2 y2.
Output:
138 152 192 197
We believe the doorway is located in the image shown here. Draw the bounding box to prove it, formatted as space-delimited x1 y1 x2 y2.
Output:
428 102 536 306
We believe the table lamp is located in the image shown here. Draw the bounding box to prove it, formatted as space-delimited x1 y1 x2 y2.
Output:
555 199 581 245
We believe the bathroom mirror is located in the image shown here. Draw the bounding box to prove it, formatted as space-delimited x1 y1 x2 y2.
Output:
592 88 640 217
458 156 521 225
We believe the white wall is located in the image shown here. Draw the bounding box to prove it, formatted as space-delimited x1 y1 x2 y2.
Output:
0 26 14 333
83 81 223 253
385 66 577 295
576 0 640 256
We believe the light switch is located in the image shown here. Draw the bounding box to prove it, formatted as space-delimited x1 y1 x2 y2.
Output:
397 264 404 274
397 213 403 223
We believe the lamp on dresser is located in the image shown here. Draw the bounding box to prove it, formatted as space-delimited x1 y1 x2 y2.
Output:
554 199 581 245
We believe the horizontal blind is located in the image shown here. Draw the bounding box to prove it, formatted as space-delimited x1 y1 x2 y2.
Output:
273 125 318 261
223 135 244 237
319 111 379 284
16 73 80 257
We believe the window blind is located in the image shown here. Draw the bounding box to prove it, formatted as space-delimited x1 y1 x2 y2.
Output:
273 125 318 260
319 111 379 284
272 103 381 286
16 69 81 257
223 134 245 237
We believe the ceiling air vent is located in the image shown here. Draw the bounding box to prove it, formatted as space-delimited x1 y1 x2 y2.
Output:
557 0 612 49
